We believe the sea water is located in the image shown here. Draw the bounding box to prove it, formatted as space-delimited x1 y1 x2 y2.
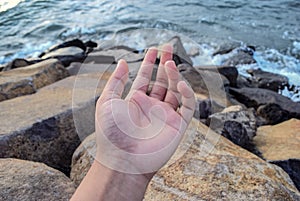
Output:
0 0 299 100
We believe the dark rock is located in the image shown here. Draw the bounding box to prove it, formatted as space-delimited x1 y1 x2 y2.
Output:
272 159 300 191
229 87 300 121
39 39 87 58
212 42 240 56
257 103 290 125
224 51 256 66
168 36 193 66
0 59 69 102
0 158 75 201
247 68 289 92
195 65 239 87
208 106 257 150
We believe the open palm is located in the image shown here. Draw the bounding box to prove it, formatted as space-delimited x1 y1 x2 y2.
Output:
95 45 195 174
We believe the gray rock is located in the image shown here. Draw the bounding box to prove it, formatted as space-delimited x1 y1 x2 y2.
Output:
0 158 75 201
208 106 257 150
0 59 69 102
212 42 241 56
168 36 193 66
224 51 256 66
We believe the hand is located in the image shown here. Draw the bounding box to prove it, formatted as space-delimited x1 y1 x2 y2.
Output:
95 44 196 174
71 44 196 201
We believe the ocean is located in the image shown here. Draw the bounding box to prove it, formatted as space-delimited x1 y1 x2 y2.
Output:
0 0 299 100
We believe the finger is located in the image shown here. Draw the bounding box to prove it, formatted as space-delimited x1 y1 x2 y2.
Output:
98 59 129 103
130 47 158 93
164 60 181 110
149 44 173 100
177 80 195 125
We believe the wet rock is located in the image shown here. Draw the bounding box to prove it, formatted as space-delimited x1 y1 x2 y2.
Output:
212 42 240 56
224 51 256 66
247 68 289 92
208 106 257 150
168 36 193 66
0 72 111 174
195 65 239 87
70 119 300 200
253 119 300 190
0 158 75 201
230 87 300 123
0 59 69 102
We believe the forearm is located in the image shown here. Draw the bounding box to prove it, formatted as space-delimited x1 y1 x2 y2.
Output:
71 160 152 201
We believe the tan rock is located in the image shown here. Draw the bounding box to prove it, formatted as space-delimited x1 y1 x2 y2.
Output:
0 72 111 174
0 158 75 201
0 59 69 102
254 119 300 161
70 119 300 200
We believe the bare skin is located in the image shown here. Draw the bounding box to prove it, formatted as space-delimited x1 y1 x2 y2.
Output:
71 44 195 201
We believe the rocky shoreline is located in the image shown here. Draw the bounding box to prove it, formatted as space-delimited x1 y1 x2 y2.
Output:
0 37 299 200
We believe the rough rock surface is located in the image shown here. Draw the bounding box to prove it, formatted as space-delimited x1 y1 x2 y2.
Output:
71 133 96 187
254 119 300 190
247 68 289 92
0 158 75 201
230 87 300 121
0 59 69 102
70 119 300 200
208 106 257 151
0 72 111 174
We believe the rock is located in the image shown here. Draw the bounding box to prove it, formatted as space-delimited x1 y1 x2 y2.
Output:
229 87 300 121
39 39 87 58
71 133 96 187
257 103 290 125
168 36 193 66
178 63 235 116
195 65 239 87
70 119 300 200
0 158 75 201
212 42 240 56
0 59 69 102
224 51 256 66
208 106 257 151
39 39 98 67
0 72 111 174
253 119 300 190
247 68 289 92
1 58 38 71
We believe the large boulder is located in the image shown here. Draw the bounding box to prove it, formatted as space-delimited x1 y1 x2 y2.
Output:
0 158 75 201
0 71 111 174
70 119 300 200
168 36 193 66
253 119 300 191
0 59 69 102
